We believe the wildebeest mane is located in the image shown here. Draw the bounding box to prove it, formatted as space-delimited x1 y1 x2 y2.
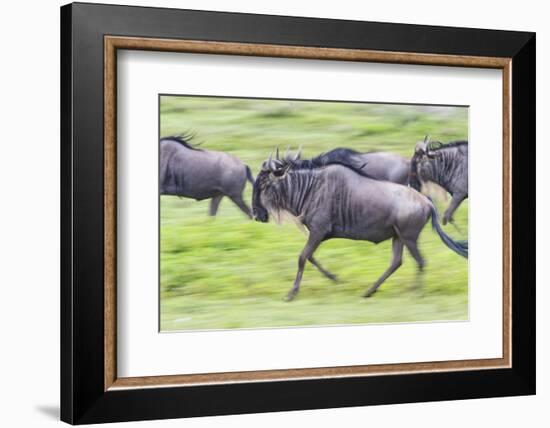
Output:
161 132 203 151
426 140 468 152
275 153 378 180
312 147 362 160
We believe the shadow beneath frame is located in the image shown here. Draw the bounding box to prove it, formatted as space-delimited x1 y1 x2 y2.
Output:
35 405 59 420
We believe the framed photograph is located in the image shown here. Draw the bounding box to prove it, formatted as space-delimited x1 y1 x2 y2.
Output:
60 2 535 424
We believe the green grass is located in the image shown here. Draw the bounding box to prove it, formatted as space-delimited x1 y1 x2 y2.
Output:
160 95 469 331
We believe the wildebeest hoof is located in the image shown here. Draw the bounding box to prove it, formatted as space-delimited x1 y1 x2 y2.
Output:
284 292 297 302
327 273 339 282
363 289 376 298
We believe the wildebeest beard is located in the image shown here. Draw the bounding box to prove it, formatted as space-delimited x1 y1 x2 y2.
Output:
252 171 270 222
409 155 423 192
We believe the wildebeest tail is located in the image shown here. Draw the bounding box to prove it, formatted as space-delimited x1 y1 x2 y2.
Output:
429 204 468 259
245 165 255 185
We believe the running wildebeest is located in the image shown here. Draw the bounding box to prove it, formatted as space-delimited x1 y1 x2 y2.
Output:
252 149 468 301
160 135 255 218
312 147 410 184
410 136 468 225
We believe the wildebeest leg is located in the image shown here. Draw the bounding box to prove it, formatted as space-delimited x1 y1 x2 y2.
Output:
364 237 403 298
443 194 466 225
309 256 338 282
229 195 252 219
286 234 323 301
209 195 223 216
403 239 425 291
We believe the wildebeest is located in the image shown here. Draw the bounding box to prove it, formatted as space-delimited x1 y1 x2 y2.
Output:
410 136 468 225
252 150 467 301
312 147 410 184
160 135 254 218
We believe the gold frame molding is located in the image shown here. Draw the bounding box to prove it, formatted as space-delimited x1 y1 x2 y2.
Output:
104 35 512 391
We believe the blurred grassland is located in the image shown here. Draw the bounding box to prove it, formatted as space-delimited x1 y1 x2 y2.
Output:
160 95 469 331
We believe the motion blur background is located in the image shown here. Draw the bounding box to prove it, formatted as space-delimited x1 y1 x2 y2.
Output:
160 95 469 331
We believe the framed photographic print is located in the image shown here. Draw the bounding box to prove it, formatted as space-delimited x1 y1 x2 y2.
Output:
60 2 535 424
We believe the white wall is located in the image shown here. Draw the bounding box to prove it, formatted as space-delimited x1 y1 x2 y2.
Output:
0 0 545 427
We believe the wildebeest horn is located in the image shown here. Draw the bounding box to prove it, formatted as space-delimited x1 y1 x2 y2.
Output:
276 147 280 160
294 145 302 161
425 135 432 153
267 152 276 170
415 135 430 154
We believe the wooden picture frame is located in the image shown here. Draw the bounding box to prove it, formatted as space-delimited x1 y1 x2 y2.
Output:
61 2 535 424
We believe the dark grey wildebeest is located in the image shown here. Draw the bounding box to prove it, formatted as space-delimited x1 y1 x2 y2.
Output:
160 135 254 218
252 150 467 301
312 147 410 184
410 136 468 225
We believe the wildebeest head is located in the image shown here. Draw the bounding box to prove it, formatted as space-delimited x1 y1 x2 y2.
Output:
252 148 301 222
410 135 443 191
